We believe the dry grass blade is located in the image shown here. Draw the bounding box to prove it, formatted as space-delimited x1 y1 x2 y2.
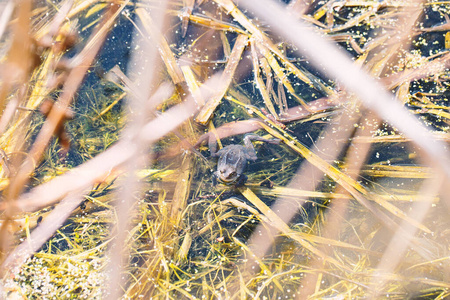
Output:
229 95 430 232
250 39 278 118
241 0 450 182
214 0 333 97
181 65 204 105
174 10 246 34
180 0 195 38
136 8 185 85
323 9 375 34
239 187 369 252
5 2 124 202
362 165 432 179
33 0 74 41
383 52 450 89
4 83 176 214
1 193 86 272
170 153 194 226
296 109 380 298
195 34 248 124
67 0 102 19
256 44 311 109
236 109 359 295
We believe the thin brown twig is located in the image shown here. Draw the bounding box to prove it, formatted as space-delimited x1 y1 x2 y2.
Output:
5 1 124 201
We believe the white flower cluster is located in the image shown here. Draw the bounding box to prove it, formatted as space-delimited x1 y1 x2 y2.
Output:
5 255 107 299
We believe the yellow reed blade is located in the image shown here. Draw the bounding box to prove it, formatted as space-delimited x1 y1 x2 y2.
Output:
257 44 310 109
259 121 431 234
214 0 334 97
323 10 375 34
223 193 372 251
250 39 278 118
175 231 192 262
181 65 205 105
183 12 247 34
195 34 248 124
232 236 284 291
239 187 352 271
362 165 432 179
226 96 431 234
137 8 185 85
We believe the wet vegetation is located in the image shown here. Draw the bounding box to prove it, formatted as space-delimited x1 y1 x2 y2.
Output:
1 0 450 298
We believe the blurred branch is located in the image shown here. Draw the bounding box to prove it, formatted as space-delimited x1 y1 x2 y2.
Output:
0 0 14 40
5 2 124 200
240 0 450 181
1 193 87 273
106 0 168 297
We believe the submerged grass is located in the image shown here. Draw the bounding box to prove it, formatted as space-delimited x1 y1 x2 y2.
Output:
0 0 450 299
